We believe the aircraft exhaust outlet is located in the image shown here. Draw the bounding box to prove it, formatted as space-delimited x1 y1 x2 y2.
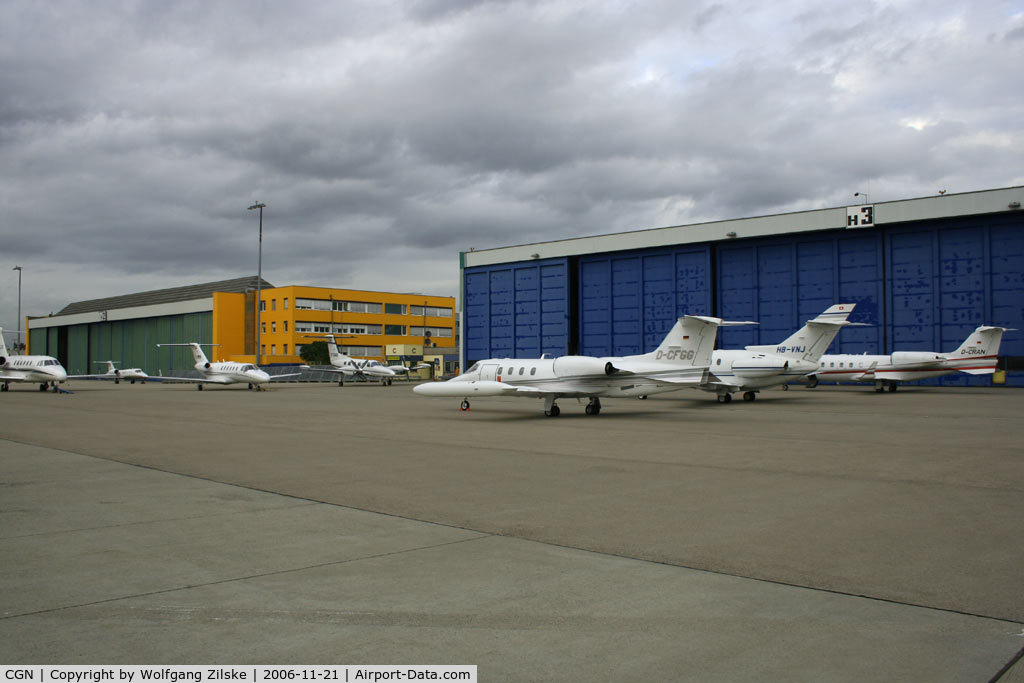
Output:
551 356 619 378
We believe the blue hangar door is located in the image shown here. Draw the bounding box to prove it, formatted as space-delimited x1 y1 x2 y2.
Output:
578 246 712 357
463 258 570 364
716 233 883 353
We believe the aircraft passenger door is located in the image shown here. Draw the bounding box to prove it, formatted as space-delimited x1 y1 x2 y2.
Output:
480 364 499 381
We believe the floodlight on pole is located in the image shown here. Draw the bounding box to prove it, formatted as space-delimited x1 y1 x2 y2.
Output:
854 191 869 204
248 202 266 366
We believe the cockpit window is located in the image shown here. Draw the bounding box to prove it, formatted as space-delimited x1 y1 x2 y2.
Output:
466 362 481 374
241 364 256 371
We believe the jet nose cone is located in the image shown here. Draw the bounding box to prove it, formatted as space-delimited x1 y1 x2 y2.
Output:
254 371 271 382
53 368 68 381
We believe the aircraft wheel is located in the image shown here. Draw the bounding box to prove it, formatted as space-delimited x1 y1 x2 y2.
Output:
131 380 136 384
887 383 898 393
197 384 203 391
115 379 120 384
39 383 48 392
585 400 601 415
638 395 648 400
874 385 885 393
460 399 470 411
806 377 819 389
387 379 393 386
743 391 756 402
1 383 8 392
781 383 789 391
717 393 732 403
545 404 561 417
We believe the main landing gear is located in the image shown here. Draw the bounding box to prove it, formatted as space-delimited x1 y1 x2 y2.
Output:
717 391 758 403
875 381 898 393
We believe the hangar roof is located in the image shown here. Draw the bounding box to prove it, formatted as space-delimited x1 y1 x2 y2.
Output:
462 185 1024 268
56 276 274 316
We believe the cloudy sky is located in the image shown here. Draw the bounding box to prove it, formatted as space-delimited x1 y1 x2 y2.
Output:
2 0 1022 330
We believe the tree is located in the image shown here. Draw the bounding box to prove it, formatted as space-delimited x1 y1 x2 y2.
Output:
299 341 330 365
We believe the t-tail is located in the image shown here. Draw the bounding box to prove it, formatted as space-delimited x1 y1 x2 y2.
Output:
746 304 857 362
324 334 352 367
634 315 757 367
946 326 1014 374
0 328 8 357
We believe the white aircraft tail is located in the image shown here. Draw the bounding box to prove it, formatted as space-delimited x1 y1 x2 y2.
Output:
636 316 756 367
746 304 857 362
94 360 118 374
0 328 8 357
324 334 356 368
946 326 1013 374
156 342 215 367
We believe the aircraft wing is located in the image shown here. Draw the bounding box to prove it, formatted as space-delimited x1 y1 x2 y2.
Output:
67 373 117 380
0 369 31 382
849 361 878 381
157 375 231 384
310 366 358 376
268 371 306 380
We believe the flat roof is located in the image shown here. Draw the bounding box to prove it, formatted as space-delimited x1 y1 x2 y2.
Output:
462 185 1024 268
56 276 274 316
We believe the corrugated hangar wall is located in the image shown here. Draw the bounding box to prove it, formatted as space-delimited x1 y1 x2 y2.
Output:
463 212 1024 386
29 313 213 376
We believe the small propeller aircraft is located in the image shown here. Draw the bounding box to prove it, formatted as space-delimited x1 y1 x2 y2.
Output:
805 325 1013 392
414 315 751 416
703 303 860 402
309 334 401 386
0 327 69 392
70 360 149 384
155 343 305 390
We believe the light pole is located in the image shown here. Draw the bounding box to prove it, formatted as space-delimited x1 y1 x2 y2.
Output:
854 191 869 204
12 266 22 351
248 202 266 366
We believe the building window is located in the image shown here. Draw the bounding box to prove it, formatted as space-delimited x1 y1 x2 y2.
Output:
284 321 288 332
284 298 289 310
271 322 277 333
259 301 266 311
261 322 266 334
271 299 277 311
384 324 406 336
271 345 276 355
384 303 405 315
283 344 288 355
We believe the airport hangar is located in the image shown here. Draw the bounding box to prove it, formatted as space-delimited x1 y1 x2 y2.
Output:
460 185 1024 387
25 276 457 378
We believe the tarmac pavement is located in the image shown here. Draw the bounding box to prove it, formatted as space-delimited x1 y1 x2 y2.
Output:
1 380 1023 681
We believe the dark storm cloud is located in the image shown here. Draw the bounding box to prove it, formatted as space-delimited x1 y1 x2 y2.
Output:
1 0 1022 329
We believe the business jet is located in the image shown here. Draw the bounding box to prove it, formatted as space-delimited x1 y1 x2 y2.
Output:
0 327 69 392
310 334 400 386
70 360 149 384
155 343 305 390
414 315 749 416
805 325 1012 392
704 303 860 403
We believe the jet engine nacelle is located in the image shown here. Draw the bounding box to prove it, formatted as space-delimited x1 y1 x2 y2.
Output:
551 356 618 377
0 356 6 367
891 351 943 365
732 356 789 379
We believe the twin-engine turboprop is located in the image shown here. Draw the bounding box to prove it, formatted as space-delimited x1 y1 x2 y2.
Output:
704 303 859 402
414 315 748 416
70 360 149 384
806 325 1013 392
156 343 304 390
0 328 69 392
308 334 400 386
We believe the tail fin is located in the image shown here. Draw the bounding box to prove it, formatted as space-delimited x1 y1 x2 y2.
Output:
638 316 756 367
324 334 348 366
187 343 210 366
746 304 857 362
0 328 8 357
947 326 1013 374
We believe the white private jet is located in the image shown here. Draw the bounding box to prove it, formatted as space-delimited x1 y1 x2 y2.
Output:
70 360 149 384
311 334 400 386
0 328 69 392
155 343 305 390
805 325 1013 392
704 303 860 403
414 315 748 416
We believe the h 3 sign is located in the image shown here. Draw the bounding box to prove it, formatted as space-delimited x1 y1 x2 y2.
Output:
847 204 875 228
